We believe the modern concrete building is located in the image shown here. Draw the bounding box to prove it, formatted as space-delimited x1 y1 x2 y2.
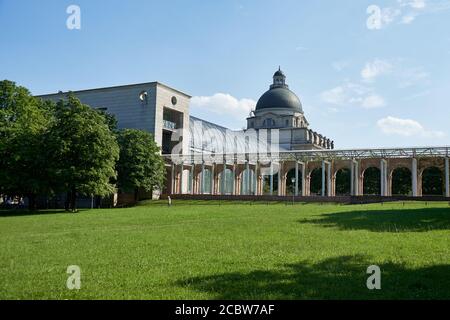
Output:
38 82 191 156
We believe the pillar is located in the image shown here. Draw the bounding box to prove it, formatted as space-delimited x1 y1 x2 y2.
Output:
321 160 326 197
445 157 449 198
211 163 215 195
255 162 259 196
201 162 205 195
221 164 225 195
412 158 418 197
232 163 236 195
295 162 299 196
179 163 184 194
380 159 388 196
278 163 282 196
190 165 194 195
350 161 354 196
301 162 306 196
327 162 332 197
350 160 360 196
270 162 274 196
171 163 175 195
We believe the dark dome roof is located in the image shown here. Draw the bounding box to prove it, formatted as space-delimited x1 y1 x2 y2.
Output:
273 69 285 77
255 87 303 112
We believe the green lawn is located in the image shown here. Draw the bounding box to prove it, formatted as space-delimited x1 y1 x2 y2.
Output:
1 200 449 299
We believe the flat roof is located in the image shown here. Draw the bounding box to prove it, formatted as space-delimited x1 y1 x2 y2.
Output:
35 81 191 98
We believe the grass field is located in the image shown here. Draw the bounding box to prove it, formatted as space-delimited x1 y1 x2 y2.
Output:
0 200 449 300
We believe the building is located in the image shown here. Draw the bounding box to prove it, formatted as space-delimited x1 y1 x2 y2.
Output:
37 68 450 200
38 82 191 156
247 68 333 150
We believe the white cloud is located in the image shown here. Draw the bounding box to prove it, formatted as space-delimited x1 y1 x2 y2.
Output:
361 59 393 82
367 0 450 28
362 95 386 108
190 93 256 119
320 82 385 109
377 116 445 138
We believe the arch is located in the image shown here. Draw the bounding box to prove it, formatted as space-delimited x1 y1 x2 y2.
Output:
392 167 412 196
335 168 351 196
422 166 444 195
285 168 302 196
201 168 212 194
261 172 279 195
240 168 256 195
363 167 381 195
182 168 191 194
219 168 234 195
309 168 326 196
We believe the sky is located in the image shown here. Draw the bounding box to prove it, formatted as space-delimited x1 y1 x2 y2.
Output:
1 0 450 149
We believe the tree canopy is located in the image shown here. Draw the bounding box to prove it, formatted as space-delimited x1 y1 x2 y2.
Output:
116 129 166 201
46 95 120 211
0 80 53 208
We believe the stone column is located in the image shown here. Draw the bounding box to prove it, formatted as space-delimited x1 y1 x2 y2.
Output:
327 162 332 197
170 163 175 195
270 162 274 196
179 162 184 194
211 163 215 195
278 164 282 196
380 159 387 196
201 162 205 195
412 158 418 197
255 162 259 196
295 162 299 196
321 160 326 197
445 157 449 198
245 161 250 195
222 162 227 195
350 160 354 196
232 163 236 195
301 162 306 196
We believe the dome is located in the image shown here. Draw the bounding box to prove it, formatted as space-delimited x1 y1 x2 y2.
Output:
255 86 303 112
273 69 285 77
255 68 303 113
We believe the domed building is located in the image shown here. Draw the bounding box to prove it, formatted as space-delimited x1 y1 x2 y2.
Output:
247 68 334 150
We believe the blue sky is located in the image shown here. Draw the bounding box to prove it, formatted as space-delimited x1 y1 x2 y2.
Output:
1 0 450 148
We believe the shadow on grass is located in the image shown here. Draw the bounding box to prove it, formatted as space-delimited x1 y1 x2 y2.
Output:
299 207 450 232
0 209 76 218
175 255 450 299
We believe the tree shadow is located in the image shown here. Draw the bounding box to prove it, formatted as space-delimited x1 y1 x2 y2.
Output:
175 255 450 299
0 209 75 218
299 207 450 232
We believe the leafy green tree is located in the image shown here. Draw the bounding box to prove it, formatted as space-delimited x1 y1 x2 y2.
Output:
0 80 53 209
47 95 119 212
116 129 166 201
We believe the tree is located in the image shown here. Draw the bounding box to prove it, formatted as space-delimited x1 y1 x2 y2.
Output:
47 95 119 212
0 80 53 210
116 129 166 201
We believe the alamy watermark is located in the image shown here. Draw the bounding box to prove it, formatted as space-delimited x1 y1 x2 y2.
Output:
366 265 381 290
66 5 81 30
66 265 81 290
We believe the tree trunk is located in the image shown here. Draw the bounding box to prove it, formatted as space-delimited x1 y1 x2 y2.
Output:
134 188 139 203
65 191 71 211
70 187 77 212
